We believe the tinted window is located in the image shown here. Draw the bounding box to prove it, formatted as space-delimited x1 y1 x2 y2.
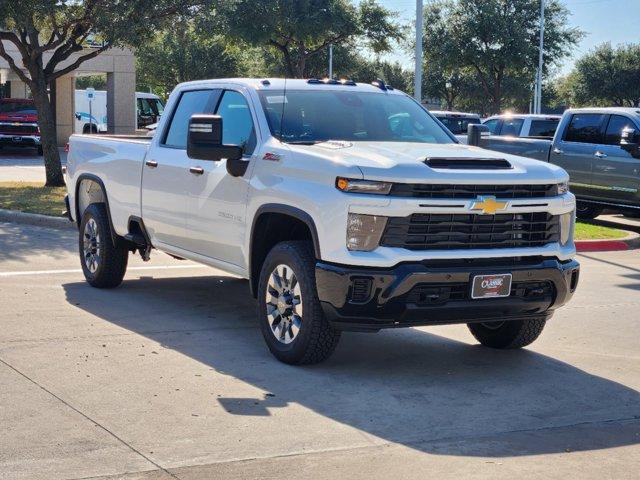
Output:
216 91 256 154
529 119 559 137
483 119 501 134
258 90 453 144
564 114 606 144
604 115 636 145
163 90 218 148
500 118 524 136
436 116 480 135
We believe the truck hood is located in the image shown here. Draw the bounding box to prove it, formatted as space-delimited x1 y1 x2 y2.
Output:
289 141 568 184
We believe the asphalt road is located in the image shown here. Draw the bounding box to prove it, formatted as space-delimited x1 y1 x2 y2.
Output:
0 222 639 480
0 147 67 183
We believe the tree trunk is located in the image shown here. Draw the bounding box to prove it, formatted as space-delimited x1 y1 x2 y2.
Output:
30 78 64 187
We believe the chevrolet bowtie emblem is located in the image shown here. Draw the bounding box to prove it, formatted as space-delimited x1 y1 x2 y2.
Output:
470 196 508 215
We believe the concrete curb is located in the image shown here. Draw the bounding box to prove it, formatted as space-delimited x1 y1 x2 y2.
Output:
0 208 75 230
575 232 640 252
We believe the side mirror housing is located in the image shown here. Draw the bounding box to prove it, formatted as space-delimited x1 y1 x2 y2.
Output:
621 127 639 148
187 114 248 177
467 123 490 147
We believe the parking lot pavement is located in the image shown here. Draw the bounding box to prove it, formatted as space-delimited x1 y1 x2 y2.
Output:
0 147 67 183
0 222 639 480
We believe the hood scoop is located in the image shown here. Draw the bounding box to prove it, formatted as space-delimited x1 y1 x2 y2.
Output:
425 157 512 170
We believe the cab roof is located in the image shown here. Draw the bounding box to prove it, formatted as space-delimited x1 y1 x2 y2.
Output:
176 78 405 95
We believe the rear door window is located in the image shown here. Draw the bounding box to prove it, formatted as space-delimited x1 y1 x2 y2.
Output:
529 119 559 137
499 118 524 136
163 90 220 149
563 114 607 144
604 115 637 145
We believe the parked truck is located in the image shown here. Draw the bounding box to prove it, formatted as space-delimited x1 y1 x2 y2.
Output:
0 98 42 155
64 78 580 364
473 108 640 219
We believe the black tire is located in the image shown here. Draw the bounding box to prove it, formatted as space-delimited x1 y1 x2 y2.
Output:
36 145 43 156
467 317 547 349
576 202 603 220
257 241 341 365
79 203 128 288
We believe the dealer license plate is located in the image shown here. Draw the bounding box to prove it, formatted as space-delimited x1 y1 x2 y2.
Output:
471 274 512 299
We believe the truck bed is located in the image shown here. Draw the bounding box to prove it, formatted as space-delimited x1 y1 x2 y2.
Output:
478 135 552 162
67 134 151 235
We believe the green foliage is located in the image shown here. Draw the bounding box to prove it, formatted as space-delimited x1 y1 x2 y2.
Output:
212 0 402 78
558 43 640 108
76 75 107 90
422 0 581 114
136 19 244 98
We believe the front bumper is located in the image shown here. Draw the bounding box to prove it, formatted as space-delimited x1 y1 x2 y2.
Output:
316 257 580 331
0 134 41 148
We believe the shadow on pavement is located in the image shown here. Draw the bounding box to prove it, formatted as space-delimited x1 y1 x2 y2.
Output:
0 222 76 263
63 274 640 458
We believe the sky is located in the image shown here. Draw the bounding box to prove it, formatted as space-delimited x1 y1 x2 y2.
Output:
378 0 640 78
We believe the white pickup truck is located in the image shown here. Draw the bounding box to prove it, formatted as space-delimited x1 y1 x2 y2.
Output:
64 78 580 364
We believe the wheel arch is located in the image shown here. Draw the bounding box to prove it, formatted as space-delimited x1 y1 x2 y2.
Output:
75 173 117 245
249 204 321 298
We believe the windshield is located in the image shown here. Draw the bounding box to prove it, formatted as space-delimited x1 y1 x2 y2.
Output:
258 90 453 144
0 101 37 115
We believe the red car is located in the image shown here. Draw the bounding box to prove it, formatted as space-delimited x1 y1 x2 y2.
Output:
0 98 42 155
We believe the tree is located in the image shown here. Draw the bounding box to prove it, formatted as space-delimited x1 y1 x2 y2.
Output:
423 0 581 114
213 0 402 78
0 1 197 186
136 18 243 99
561 43 640 108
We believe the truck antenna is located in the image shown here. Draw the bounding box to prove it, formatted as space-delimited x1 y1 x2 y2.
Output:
278 77 288 142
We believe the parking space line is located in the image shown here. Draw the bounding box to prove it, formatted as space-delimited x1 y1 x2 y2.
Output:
0 264 207 277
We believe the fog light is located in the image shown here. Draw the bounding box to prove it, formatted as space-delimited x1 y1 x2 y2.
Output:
559 211 573 246
347 213 387 251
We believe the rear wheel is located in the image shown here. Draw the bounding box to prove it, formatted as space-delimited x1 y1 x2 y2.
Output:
257 241 341 365
467 317 547 349
576 202 603 220
79 203 129 288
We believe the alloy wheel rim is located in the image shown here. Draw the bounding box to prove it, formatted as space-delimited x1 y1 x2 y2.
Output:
83 218 101 274
265 263 303 344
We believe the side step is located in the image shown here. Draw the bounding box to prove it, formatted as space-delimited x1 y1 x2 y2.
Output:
124 233 146 246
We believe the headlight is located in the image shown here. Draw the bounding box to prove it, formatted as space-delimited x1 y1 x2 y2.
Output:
559 211 574 246
336 177 392 195
557 181 569 195
347 213 387 251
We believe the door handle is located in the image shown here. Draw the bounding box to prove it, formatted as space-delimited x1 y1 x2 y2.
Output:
145 160 158 168
552 148 563 155
189 166 204 175
594 151 608 158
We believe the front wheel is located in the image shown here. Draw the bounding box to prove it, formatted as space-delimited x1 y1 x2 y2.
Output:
467 317 547 349
257 241 341 365
79 203 129 288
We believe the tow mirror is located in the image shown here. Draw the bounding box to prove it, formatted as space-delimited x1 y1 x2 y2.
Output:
620 127 640 158
187 114 247 176
467 123 490 147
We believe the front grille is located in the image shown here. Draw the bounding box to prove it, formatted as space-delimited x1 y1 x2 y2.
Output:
406 281 554 306
0 123 38 135
388 183 556 199
381 213 560 250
